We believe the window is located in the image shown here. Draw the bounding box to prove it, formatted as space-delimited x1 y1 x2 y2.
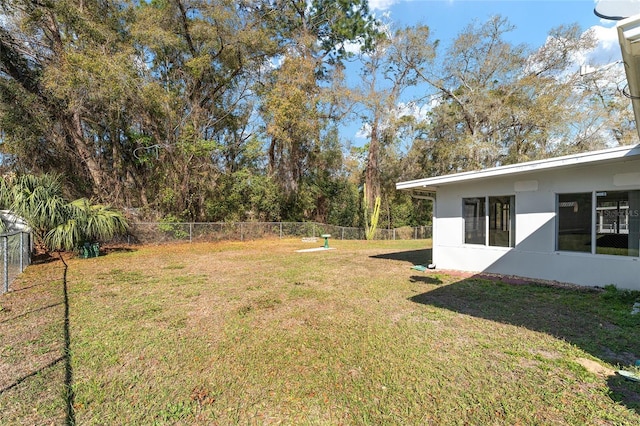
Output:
557 193 592 252
556 190 640 256
489 196 515 247
596 190 640 257
463 196 515 247
463 198 485 244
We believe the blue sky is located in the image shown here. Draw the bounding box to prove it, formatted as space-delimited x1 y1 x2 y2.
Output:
367 0 625 63
340 0 628 144
369 0 613 47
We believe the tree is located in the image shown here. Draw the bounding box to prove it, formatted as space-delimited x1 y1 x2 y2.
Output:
0 0 281 219
355 24 435 214
258 0 381 215
130 0 282 219
0 0 141 197
401 17 611 180
262 54 321 195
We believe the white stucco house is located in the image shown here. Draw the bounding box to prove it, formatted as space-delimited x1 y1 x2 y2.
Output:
396 144 640 290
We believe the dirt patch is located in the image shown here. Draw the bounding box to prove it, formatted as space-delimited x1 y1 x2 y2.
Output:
575 357 615 378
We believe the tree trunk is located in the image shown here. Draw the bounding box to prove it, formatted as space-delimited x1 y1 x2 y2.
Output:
64 110 105 195
365 119 381 209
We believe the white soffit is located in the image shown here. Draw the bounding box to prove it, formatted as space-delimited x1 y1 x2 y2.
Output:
617 14 640 137
396 144 640 192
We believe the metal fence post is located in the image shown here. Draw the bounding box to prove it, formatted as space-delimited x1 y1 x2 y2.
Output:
280 222 283 239
189 223 193 243
3 236 8 293
19 232 24 272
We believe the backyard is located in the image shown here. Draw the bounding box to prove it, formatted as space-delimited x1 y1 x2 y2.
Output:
1 238 640 425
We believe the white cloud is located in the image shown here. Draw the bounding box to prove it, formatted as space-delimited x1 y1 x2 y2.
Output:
356 123 371 140
396 101 429 121
583 24 621 65
368 0 402 11
354 101 431 140
526 24 622 79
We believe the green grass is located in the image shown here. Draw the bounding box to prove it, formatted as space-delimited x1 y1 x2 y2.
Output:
1 238 640 424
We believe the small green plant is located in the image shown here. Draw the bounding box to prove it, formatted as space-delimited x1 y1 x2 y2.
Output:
602 284 619 300
602 284 638 303
158 215 189 239
363 183 381 241
156 401 193 423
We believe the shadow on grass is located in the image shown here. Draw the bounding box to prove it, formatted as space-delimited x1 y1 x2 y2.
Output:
1 256 76 424
31 252 58 265
409 275 443 285
9 280 57 292
0 302 63 324
370 248 432 265
408 276 640 413
59 254 75 425
102 246 137 255
0 356 64 394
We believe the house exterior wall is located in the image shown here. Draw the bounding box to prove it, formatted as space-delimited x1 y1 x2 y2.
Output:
433 158 640 290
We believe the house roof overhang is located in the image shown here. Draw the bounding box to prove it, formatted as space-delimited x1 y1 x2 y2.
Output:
396 144 640 196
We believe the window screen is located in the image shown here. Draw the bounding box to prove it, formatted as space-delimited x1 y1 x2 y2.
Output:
595 190 640 257
557 193 592 252
489 196 515 247
463 197 486 244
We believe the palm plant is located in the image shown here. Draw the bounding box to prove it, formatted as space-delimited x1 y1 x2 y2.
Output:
45 198 129 251
0 174 128 253
0 174 67 246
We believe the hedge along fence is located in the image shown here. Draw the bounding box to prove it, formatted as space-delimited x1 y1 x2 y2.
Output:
113 222 433 245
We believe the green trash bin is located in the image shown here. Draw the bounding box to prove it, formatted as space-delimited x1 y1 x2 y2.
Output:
79 242 100 258
79 243 89 259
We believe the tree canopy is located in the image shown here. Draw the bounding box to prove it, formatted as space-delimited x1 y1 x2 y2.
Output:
0 1 633 229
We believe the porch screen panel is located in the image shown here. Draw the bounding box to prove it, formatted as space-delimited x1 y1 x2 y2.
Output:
595 190 640 256
463 197 485 244
557 193 591 252
489 196 515 247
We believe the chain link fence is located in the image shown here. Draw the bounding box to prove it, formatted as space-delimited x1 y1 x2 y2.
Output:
114 222 432 245
0 223 429 293
1 231 31 294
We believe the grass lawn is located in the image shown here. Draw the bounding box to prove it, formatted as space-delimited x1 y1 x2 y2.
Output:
1 238 640 425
